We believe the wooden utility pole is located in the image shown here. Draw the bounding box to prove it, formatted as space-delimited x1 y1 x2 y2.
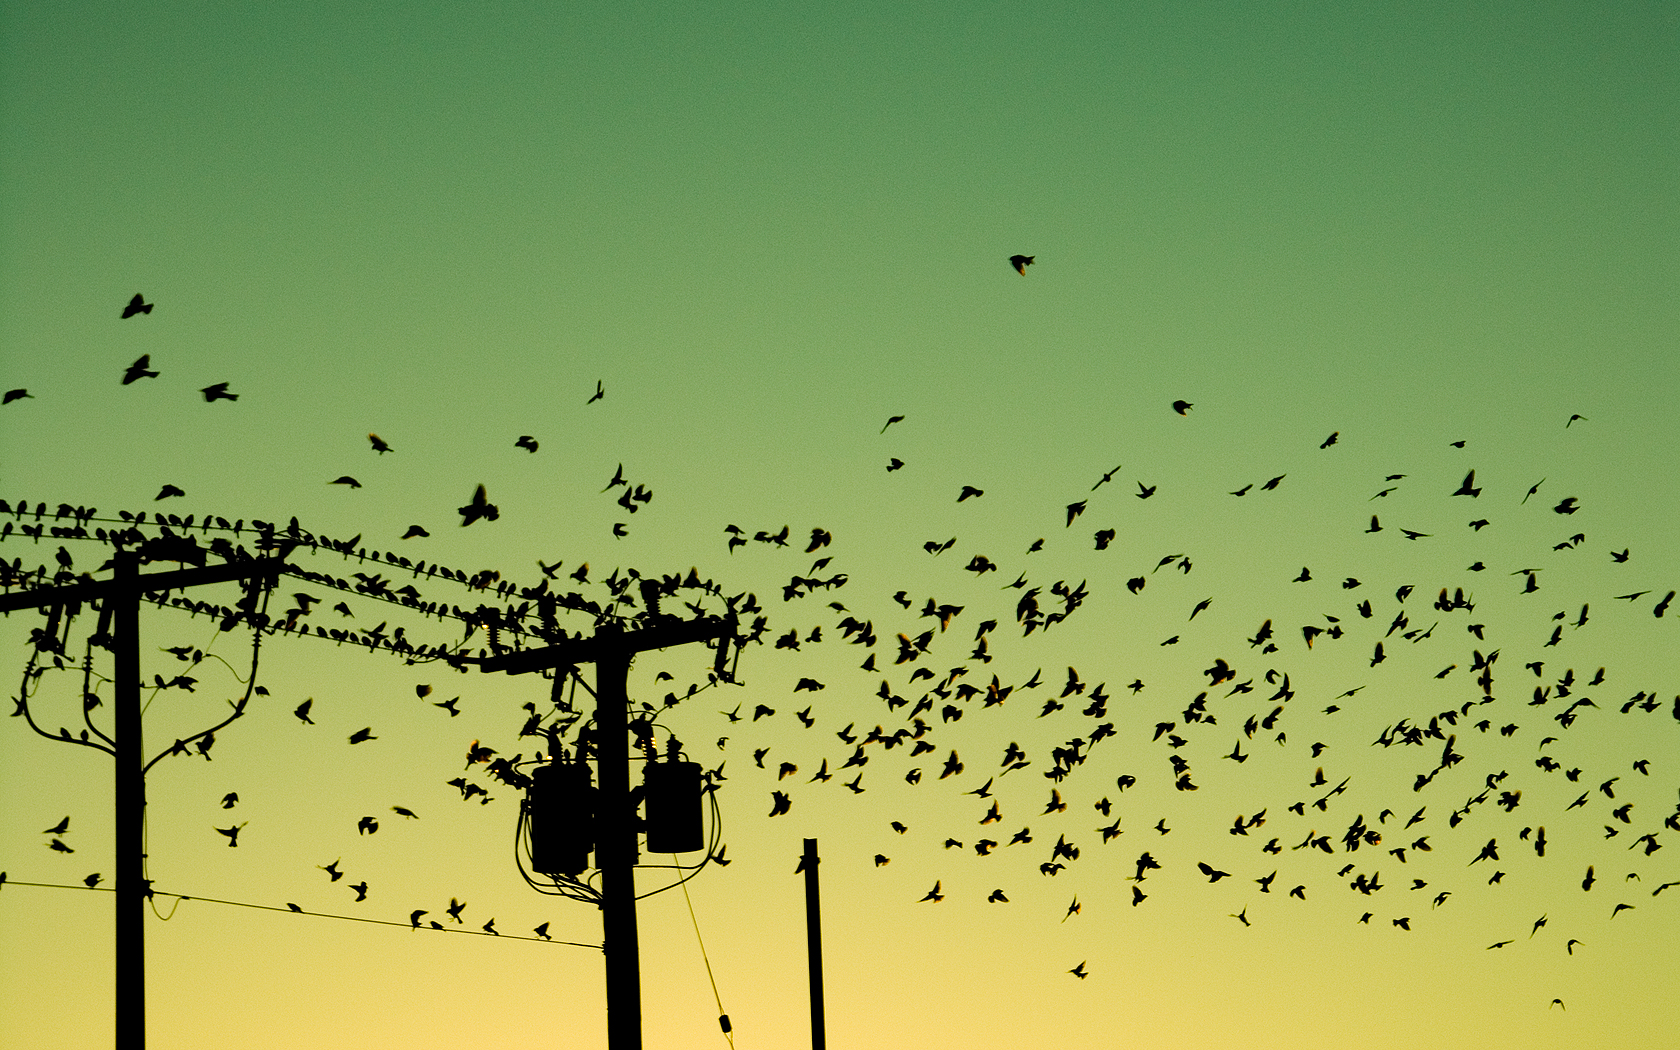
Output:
0 550 288 1050
476 613 734 1050
801 838 827 1050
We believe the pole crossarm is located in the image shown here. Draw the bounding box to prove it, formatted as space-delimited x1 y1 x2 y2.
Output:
468 615 734 675
0 556 291 612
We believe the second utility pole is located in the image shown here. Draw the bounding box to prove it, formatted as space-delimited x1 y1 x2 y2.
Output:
476 613 734 1050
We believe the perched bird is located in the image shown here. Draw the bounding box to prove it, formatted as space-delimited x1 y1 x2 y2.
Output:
121 294 153 318
121 355 159 385
1008 255 1034 274
201 382 238 402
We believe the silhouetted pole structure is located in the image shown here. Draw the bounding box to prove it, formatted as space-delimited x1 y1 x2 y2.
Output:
476 613 734 1050
113 552 144 1050
0 550 287 1050
593 626 643 1050
802 838 827 1050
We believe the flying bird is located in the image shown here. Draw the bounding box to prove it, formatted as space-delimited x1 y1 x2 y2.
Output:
515 435 538 453
1008 255 1034 274
2 389 32 404
155 484 185 501
1172 400 1192 415
459 484 499 526
882 415 905 433
330 476 362 488
121 355 158 384
368 434 391 454
587 380 604 404
401 525 429 539
121 293 153 318
201 383 238 402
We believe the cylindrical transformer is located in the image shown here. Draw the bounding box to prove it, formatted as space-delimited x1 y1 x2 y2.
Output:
643 759 703 853
528 760 595 875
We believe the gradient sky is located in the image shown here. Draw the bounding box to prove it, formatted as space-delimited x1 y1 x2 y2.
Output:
2 2 1677 1048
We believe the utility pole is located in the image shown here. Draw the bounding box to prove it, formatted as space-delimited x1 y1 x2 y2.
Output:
801 838 827 1050
476 612 734 1050
0 550 288 1050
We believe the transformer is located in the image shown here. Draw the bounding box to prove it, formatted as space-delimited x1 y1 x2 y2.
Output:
527 758 595 875
643 758 703 854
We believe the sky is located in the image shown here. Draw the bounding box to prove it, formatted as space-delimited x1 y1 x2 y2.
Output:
2 1 1677 1047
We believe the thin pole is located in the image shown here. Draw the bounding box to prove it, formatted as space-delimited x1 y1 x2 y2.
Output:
595 629 642 1050
114 551 145 1050
802 838 826 1050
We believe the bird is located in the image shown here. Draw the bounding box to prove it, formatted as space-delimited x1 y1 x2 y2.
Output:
1008 255 1034 274
358 816 380 835
348 727 376 744
42 817 69 835
319 859 343 882
349 881 369 902
2 389 32 404
458 484 499 526
220 792 238 809
200 382 238 402
1321 431 1339 448
919 880 945 902
401 525 429 539
392 806 418 819
1172 400 1193 415
155 484 185 501
534 922 551 940
881 415 905 433
293 698 315 724
1452 470 1481 497
85 873 103 888
1067 961 1088 979
515 435 538 453
958 485 984 502
587 380 604 404
330 476 362 488
121 355 159 384
121 293 153 318
410 910 427 929
215 823 246 847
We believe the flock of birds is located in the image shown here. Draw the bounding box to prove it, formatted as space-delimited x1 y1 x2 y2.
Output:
6 265 1678 1016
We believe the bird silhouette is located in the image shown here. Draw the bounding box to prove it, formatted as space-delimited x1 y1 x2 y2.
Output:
459 484 499 526
155 484 185 501
122 355 159 384
367 434 391 454
330 476 362 488
43 817 69 835
2 389 32 404
587 380 604 404
515 435 538 453
1009 255 1034 274
121 294 152 318
882 415 905 433
200 382 238 402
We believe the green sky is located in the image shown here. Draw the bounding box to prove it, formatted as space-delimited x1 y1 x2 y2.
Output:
3 2 1677 1048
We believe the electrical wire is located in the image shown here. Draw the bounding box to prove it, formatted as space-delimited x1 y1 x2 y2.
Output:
1 877 598 948
675 853 736 1048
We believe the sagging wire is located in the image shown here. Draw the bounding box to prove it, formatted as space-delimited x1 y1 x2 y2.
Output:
3 878 596 947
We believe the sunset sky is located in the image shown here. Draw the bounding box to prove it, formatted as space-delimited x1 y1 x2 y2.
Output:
2 2 1676 1048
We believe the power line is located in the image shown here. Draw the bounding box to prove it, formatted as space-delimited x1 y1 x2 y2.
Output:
0 877 598 948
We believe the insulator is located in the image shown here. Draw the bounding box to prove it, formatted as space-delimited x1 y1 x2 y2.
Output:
528 760 595 875
644 759 703 853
